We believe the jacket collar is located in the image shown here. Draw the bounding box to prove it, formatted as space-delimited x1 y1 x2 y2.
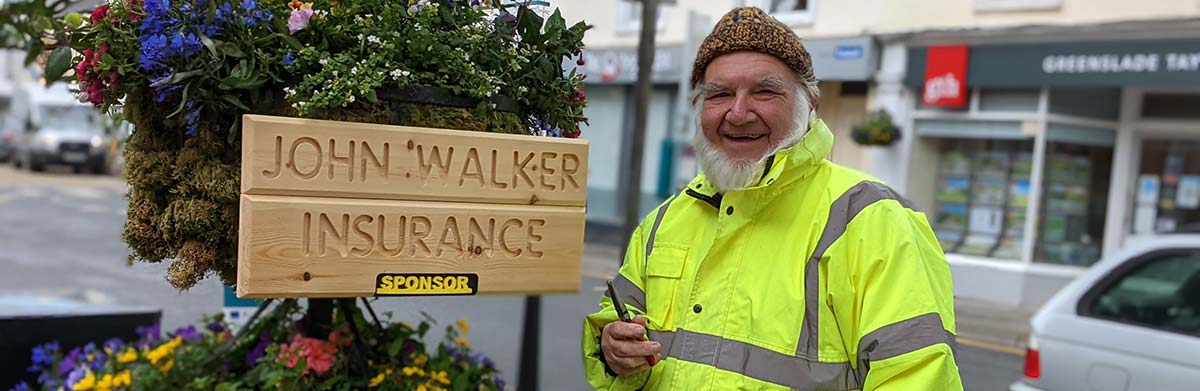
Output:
687 117 834 201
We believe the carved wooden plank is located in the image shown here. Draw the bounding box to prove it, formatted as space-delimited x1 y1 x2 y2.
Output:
237 194 585 298
241 115 588 207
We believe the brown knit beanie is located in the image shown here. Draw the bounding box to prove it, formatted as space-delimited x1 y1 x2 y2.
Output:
691 7 816 87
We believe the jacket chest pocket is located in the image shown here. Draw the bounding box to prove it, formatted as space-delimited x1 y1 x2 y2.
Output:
645 244 689 326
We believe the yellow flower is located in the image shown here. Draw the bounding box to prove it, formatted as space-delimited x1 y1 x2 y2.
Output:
146 337 182 365
416 385 428 391
116 348 137 364
402 366 426 377
457 318 470 334
399 321 412 330
159 358 175 373
413 354 429 366
455 336 471 349
368 372 387 388
430 370 450 385
95 374 113 391
112 370 131 387
72 371 96 391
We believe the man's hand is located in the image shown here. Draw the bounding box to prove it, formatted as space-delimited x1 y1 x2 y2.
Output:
600 315 662 376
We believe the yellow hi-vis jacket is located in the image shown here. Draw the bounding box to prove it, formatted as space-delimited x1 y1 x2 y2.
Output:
583 119 962 390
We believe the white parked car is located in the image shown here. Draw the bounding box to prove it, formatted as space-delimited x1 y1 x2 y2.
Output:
1011 233 1200 391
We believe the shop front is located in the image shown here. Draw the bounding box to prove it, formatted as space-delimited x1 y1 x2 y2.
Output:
895 38 1200 306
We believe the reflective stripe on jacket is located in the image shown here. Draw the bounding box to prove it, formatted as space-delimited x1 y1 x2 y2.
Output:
582 119 962 390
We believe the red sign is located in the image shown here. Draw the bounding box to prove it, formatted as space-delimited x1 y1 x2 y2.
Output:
923 45 969 108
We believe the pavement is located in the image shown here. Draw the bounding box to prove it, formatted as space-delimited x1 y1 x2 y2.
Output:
0 164 1031 390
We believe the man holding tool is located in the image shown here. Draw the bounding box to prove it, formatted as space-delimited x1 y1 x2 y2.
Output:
582 7 962 390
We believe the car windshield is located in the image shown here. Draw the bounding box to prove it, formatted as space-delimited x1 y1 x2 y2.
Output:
37 105 97 133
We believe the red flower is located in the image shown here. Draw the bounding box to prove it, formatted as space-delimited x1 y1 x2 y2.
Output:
91 5 110 24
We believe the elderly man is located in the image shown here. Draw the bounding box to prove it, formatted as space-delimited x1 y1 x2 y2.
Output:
582 7 961 391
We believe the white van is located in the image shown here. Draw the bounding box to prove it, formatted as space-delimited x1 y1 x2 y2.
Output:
9 83 109 173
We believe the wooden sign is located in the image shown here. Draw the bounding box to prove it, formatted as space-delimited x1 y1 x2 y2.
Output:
237 115 588 298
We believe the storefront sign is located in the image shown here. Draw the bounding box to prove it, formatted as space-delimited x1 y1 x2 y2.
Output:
922 46 969 108
237 115 587 298
572 46 683 84
907 39 1200 87
805 36 878 81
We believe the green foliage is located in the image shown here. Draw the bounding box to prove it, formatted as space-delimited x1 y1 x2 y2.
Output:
21 302 504 391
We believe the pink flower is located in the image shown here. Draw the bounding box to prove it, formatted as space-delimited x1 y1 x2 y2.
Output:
91 5 110 24
277 335 338 375
287 8 314 34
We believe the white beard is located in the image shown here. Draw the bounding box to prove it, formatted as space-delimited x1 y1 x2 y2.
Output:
692 94 814 193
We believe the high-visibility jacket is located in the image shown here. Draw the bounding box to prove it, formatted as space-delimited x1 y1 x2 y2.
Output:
582 119 962 390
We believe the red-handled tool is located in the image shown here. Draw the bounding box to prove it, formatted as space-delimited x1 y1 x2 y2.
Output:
606 280 658 366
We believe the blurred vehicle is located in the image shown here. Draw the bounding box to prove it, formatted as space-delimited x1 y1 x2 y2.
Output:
0 91 16 162
1011 231 1200 391
9 84 109 174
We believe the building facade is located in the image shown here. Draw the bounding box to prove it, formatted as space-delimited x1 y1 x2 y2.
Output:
785 0 1200 307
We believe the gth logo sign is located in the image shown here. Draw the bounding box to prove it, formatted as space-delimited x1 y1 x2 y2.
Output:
923 46 969 108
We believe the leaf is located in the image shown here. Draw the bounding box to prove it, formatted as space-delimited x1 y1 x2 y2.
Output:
217 42 245 58
166 82 193 117
222 95 251 111
516 6 544 46
276 33 302 51
43 46 71 84
364 89 378 103
23 41 44 66
150 70 204 87
196 32 219 58
386 339 405 357
545 8 565 42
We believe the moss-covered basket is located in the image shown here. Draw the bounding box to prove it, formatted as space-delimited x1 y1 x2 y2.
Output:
122 85 525 290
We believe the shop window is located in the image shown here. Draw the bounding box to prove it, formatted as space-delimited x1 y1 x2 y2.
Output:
1133 140 1200 234
1141 93 1200 120
978 88 1039 112
1050 88 1120 120
616 1 667 34
933 139 1034 260
1035 141 1112 266
751 0 814 26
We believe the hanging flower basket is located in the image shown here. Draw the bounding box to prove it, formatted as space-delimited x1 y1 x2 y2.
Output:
851 109 902 146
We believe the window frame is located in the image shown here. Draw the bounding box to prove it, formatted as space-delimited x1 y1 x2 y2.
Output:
750 0 815 26
1076 248 1200 337
615 1 668 34
974 0 1062 12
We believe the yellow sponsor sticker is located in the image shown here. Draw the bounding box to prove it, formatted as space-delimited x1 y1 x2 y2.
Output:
375 273 479 296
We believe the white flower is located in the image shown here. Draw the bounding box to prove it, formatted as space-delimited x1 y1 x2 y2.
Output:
390 69 403 79
348 95 356 102
518 86 528 94
351 67 358 75
367 35 381 44
319 58 329 66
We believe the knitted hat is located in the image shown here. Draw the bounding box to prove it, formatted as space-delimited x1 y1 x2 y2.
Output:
691 7 816 87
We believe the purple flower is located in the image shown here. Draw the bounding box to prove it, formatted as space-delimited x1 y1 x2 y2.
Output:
239 0 257 12
65 367 87 388
136 324 162 348
9 381 31 391
471 0 480 6
58 347 81 376
283 52 295 66
245 332 270 366
288 8 314 34
494 374 506 390
173 325 204 342
206 322 225 333
104 338 123 353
